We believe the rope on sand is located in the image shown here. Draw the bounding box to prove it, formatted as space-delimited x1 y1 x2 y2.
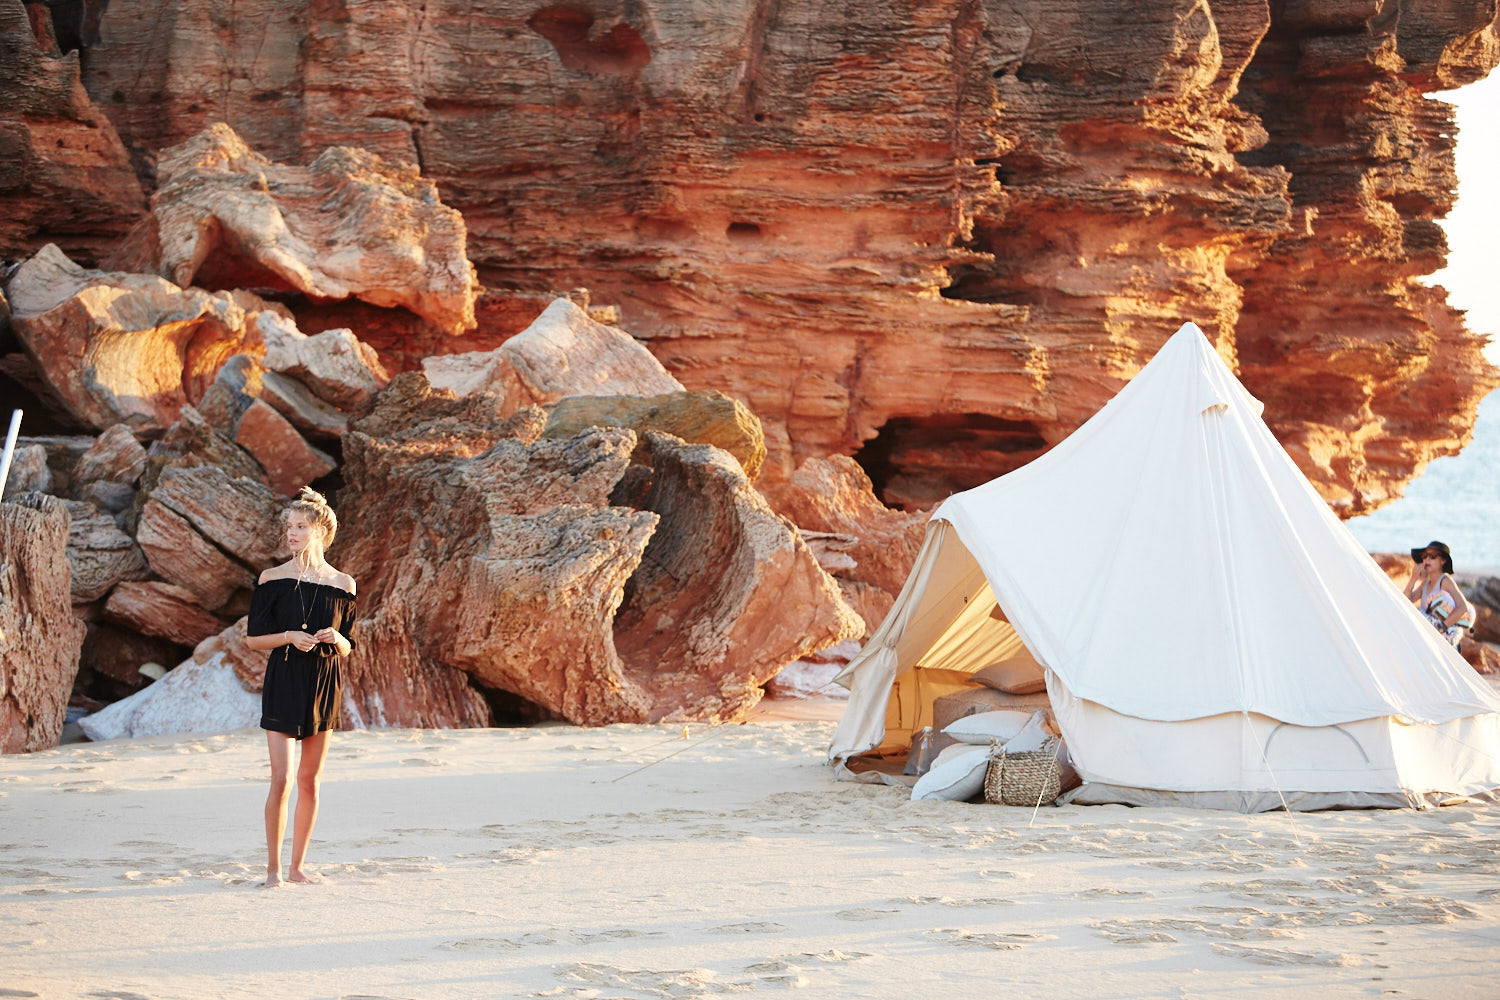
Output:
597 722 738 783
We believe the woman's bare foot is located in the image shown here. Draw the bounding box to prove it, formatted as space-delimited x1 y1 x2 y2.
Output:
261 870 284 888
287 868 322 884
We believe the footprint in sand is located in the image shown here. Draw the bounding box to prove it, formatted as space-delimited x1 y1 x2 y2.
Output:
834 908 899 922
1077 887 1154 900
0 989 41 998
399 758 448 767
87 992 152 1000
924 928 1050 951
707 921 787 935
1212 943 1361 967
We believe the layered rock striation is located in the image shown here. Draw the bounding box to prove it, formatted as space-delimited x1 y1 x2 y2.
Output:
62 0 1500 509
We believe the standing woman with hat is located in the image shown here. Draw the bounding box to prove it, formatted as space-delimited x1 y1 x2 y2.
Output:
242 487 357 887
1403 540 1474 648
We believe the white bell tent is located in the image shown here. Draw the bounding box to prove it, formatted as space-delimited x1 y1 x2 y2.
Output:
828 322 1500 810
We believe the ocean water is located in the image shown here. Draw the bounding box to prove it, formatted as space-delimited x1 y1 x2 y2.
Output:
1345 388 1500 573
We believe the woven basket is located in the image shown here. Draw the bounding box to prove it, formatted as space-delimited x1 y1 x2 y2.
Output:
984 736 1061 807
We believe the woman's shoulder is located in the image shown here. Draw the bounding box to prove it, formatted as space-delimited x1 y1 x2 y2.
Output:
258 562 295 585
327 568 357 597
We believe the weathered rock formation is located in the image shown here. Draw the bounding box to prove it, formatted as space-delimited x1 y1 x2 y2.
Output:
0 493 87 752
0 0 145 264
336 380 858 725
542 390 767 481
108 123 479 336
77 619 262 741
61 0 1500 510
762 455 931 632
6 245 255 434
422 298 683 410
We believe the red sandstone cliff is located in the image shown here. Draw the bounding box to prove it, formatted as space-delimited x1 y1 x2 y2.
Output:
6 0 1499 512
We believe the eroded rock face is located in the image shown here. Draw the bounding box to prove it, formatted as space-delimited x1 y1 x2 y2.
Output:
0 494 87 752
62 499 150 602
0 0 146 264
613 433 863 721
108 123 479 336
77 0 1499 509
6 245 255 434
762 455 930 600
543 390 767 481
337 423 661 726
103 581 230 649
422 299 683 409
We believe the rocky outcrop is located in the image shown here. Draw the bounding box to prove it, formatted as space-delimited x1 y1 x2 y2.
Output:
422 298 683 410
762 455 930 632
612 432 863 720
1 444 51 499
6 245 255 434
103 580 230 648
135 465 284 611
107 123 478 336
0 0 146 264
337 422 660 726
78 619 262 741
72 424 147 494
543 390 767 482
0 493 87 752
1230 2 1500 512
62 499 149 601
74 0 1498 509
336 382 857 725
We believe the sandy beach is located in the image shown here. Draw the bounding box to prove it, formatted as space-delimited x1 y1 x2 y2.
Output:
3 704 1499 1000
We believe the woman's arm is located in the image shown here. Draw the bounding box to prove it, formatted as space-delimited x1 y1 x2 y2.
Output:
1442 577 1473 626
245 630 318 652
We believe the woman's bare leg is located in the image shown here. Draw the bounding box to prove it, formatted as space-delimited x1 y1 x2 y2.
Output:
263 732 293 887
288 729 331 883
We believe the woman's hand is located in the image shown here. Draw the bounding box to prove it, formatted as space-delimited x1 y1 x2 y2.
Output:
314 627 350 654
287 630 319 652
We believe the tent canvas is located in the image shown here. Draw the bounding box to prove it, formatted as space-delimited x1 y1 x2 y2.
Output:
829 323 1500 810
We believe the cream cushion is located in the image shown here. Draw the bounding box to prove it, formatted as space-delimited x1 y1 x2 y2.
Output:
943 710 1035 746
910 744 989 802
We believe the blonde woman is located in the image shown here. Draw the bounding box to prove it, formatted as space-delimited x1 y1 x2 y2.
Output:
243 487 357 887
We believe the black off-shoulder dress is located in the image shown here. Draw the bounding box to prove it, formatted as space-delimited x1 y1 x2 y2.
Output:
247 578 357 740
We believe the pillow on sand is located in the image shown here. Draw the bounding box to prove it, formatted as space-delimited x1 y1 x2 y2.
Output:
911 744 990 802
943 710 1035 746
999 711 1050 754
972 660 1047 695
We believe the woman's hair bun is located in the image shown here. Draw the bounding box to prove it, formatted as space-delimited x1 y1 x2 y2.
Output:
297 485 330 507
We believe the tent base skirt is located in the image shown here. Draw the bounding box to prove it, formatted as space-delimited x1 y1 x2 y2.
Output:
1060 782 1500 812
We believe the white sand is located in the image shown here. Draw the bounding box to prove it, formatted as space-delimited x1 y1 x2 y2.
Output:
4 707 1500 999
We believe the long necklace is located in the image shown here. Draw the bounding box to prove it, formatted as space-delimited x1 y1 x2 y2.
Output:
292 559 319 630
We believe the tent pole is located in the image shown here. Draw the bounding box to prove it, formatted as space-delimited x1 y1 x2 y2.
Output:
0 409 22 500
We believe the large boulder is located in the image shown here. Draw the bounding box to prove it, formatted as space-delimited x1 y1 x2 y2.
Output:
337 423 661 726
109 122 479 336
135 465 283 611
259 312 390 411
611 432 863 721
71 424 147 494
62 499 149 602
103 580 228 648
1 444 51 499
422 298 683 409
760 454 930 632
5 244 255 433
0 493 86 752
77 619 261 741
542 390 767 481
